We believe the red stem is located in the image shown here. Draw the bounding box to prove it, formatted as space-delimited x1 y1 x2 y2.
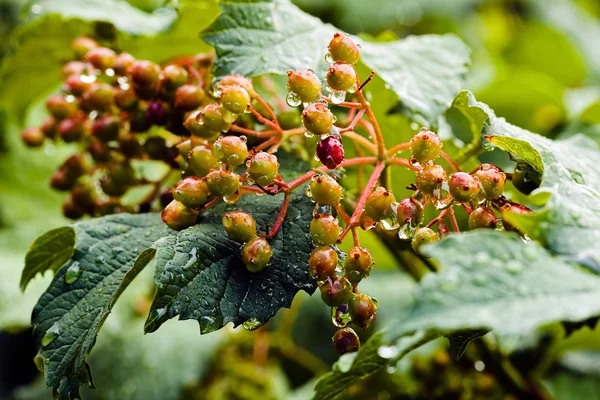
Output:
447 206 460 233
267 192 291 240
286 156 378 190
386 157 421 171
441 151 461 172
249 105 282 133
340 109 366 133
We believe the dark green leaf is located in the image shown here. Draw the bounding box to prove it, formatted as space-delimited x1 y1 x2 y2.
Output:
445 329 488 360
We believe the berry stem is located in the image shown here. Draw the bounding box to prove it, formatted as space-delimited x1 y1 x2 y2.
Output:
440 150 461 171
198 197 222 213
386 157 420 171
286 156 378 190
342 131 376 154
323 97 363 109
447 206 460 232
248 104 282 133
231 125 279 139
357 71 375 91
335 204 352 224
252 136 279 153
340 109 366 133
351 227 360 247
386 142 411 157
254 92 281 126
267 191 291 240
356 91 386 160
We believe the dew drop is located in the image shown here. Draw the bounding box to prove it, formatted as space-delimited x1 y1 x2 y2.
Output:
224 191 241 204
331 304 352 327
183 247 198 269
381 215 400 232
506 260 523 275
329 90 347 104
199 316 219 334
242 317 263 331
286 92 302 107
80 75 96 84
304 130 315 138
41 322 60 347
348 83 359 94
239 135 247 143
34 353 46 373
398 222 416 241
324 53 334 64
377 345 400 359
64 262 82 284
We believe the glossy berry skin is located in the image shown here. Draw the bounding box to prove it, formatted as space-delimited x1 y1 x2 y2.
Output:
128 60 161 89
364 187 396 221
302 103 334 135
71 36 98 60
287 69 322 103
309 174 342 206
396 198 424 226
411 227 439 252
173 177 210 208
84 47 116 71
216 75 255 97
410 129 442 164
328 33 360 65
308 246 338 281
222 211 257 243
469 207 497 230
46 95 77 120
21 127 45 147
349 293 377 329
326 62 357 92
316 135 345 169
512 166 539 195
162 200 199 230
206 169 241 197
310 214 341 246
201 104 232 133
416 164 447 194
161 64 188 91
174 84 205 110
115 88 139 111
82 83 114 112
92 115 120 142
212 136 248 167
320 276 353 307
449 172 481 203
333 327 360 354
242 237 273 273
57 117 85 143
344 247 373 284
184 111 218 139
474 164 506 200
99 175 127 197
247 152 279 186
189 146 220 177
220 85 251 114
113 52 135 76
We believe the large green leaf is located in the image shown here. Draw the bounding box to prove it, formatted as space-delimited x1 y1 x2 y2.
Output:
202 0 471 123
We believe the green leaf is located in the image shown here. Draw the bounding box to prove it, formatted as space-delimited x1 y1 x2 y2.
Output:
31 213 172 399
202 0 471 123
445 329 488 361
20 227 75 291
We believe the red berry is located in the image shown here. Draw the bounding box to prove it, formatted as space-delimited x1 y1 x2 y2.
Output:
174 84 205 110
216 75 255 97
161 64 188 91
64 74 91 96
469 207 497 230
82 83 114 112
349 293 377 329
57 116 85 143
316 135 344 169
395 198 424 226
449 172 481 203
46 95 77 120
92 115 120 142
62 61 86 78
84 47 116 71
308 246 338 281
115 87 139 111
415 164 447 194
128 60 161 89
71 36 99 60
173 177 210 208
113 52 135 76
21 127 45 147
328 33 360 65
63 196 86 220
333 327 360 354
474 164 506 200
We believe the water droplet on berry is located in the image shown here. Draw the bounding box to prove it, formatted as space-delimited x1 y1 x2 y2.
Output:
223 191 241 204
242 317 263 331
331 304 352 328
332 114 338 123
377 345 400 359
324 53 334 64
348 83 358 94
245 176 255 185
41 322 60 347
64 262 81 284
433 195 453 210
398 221 417 241
329 90 346 104
286 92 302 107
304 130 314 138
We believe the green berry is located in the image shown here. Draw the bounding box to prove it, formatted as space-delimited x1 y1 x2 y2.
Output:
449 172 481 203
216 75 255 97
84 47 116 71
247 152 279 186
310 214 341 246
184 111 219 139
212 135 249 167
189 145 220 177
220 85 251 114
57 117 85 143
128 60 161 89
99 174 127 196
308 246 338 281
71 36 99 60
144 136 169 160
161 64 188 91
108 162 136 186
302 103 334 135
173 177 210 208
277 109 302 130
95 199 132 216
395 198 424 226
411 227 439 252
174 84 205 110
118 133 143 158
46 95 77 120
469 207 497 230
328 33 360 65
129 108 151 133
320 276 353 307
201 104 232 133
512 166 539 195
415 164 447 194
333 327 360 354
115 87 139 111
349 293 377 329
222 211 257 243
92 115 120 142
326 62 357 92
344 247 373 284
162 200 198 230
410 129 442 164
206 169 241 197
82 83 114 112
309 174 342 206
364 187 396 221
242 237 273 272
474 164 506 200
21 127 45 147
287 69 322 103
113 52 135 76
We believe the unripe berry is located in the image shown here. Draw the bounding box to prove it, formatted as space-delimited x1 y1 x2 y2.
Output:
144 136 169 160
118 133 143 157
88 141 111 162
344 247 373 284
320 276 353 307
316 135 344 169
201 104 232 133
161 64 188 91
220 85 251 114
184 111 218 139
114 87 139 110
108 162 136 186
62 154 88 177
212 135 249 167
100 175 127 197
82 83 114 112
416 164 447 194
242 237 273 273
333 327 360 354
326 62 357 92
395 198 424 226
57 117 85 142
302 103 334 135
113 52 135 76
206 169 241 197
410 129 442 164
92 115 120 142
71 36 99 60
64 74 91 96
310 214 341 246
174 84 205 110
277 109 302 130
222 211 257 243
62 61 86 78
411 227 439 252
21 127 45 147
247 152 279 186
287 70 321 103
46 95 77 120
128 60 161 89
474 164 506 200
448 172 481 203
216 75 255 97
173 177 210 208
63 196 85 220
349 293 377 329
308 246 338 281
364 187 396 221
469 207 497 230
84 47 116 70
309 174 342 206
189 145 220 177
328 33 360 65
512 166 539 195
162 200 198 230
